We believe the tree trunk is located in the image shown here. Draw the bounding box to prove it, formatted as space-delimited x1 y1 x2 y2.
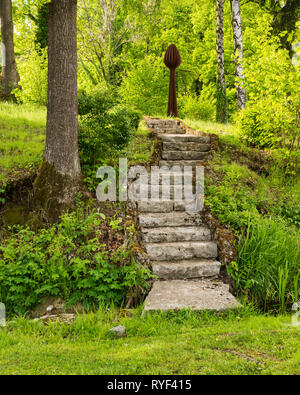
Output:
216 0 227 123
230 0 246 110
0 0 19 99
34 0 84 222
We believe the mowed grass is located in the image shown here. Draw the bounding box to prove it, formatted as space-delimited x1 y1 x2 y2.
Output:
0 103 46 182
0 308 300 375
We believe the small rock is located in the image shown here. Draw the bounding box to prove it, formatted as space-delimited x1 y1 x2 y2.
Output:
110 325 126 338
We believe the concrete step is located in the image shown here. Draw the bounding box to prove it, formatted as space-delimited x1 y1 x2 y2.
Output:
163 142 211 152
139 171 190 185
137 201 174 213
139 212 203 228
161 134 211 144
152 260 221 280
159 160 206 168
137 200 201 213
162 151 209 161
143 280 241 313
156 128 185 135
145 241 218 261
146 119 181 128
141 226 211 243
135 184 196 199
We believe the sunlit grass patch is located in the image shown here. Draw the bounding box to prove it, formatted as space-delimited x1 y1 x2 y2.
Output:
0 103 46 182
182 118 242 146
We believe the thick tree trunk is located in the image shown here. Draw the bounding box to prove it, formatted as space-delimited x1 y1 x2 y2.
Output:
216 0 227 123
0 0 19 99
34 0 83 222
230 0 246 110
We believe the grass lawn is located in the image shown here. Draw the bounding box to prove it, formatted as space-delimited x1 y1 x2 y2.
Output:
0 308 300 375
0 103 46 182
182 118 242 146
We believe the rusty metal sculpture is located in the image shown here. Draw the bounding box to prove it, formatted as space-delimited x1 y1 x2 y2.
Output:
164 44 181 117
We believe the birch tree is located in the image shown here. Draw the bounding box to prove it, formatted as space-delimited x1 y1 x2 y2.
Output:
0 0 19 99
230 0 246 110
216 0 227 123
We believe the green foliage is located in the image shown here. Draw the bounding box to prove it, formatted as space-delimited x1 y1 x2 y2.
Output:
119 55 169 116
206 161 259 231
228 215 300 312
237 20 300 170
278 205 300 228
78 85 141 167
34 2 49 50
0 209 152 316
14 46 48 106
179 93 215 121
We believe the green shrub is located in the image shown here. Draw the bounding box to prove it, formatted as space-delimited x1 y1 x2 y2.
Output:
78 85 116 116
78 85 141 167
239 26 300 161
119 55 169 116
206 162 258 231
278 205 300 228
0 209 152 316
14 46 48 106
179 93 215 121
228 215 300 312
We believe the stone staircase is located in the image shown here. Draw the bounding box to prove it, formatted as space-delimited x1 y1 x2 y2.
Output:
133 118 240 313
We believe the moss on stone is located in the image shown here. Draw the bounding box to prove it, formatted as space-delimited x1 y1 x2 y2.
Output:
2 205 28 227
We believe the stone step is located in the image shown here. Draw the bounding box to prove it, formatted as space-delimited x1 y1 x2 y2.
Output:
139 212 203 228
138 201 174 213
146 119 180 128
159 160 206 168
139 171 191 185
130 193 198 204
152 260 221 280
144 241 218 261
162 151 209 161
161 134 211 144
141 226 211 243
156 128 185 135
143 280 241 313
139 184 195 196
137 200 201 213
163 142 211 152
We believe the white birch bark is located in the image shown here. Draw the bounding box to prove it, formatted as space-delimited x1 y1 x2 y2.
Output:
216 0 227 122
230 0 246 110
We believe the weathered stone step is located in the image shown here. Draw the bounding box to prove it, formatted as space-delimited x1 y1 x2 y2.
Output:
163 142 211 152
139 171 191 185
152 260 221 280
146 119 180 128
139 212 203 227
134 184 196 200
161 134 211 144
138 201 174 213
156 128 185 135
145 241 218 261
137 200 200 213
159 160 206 168
143 280 241 313
141 226 211 243
162 151 209 161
